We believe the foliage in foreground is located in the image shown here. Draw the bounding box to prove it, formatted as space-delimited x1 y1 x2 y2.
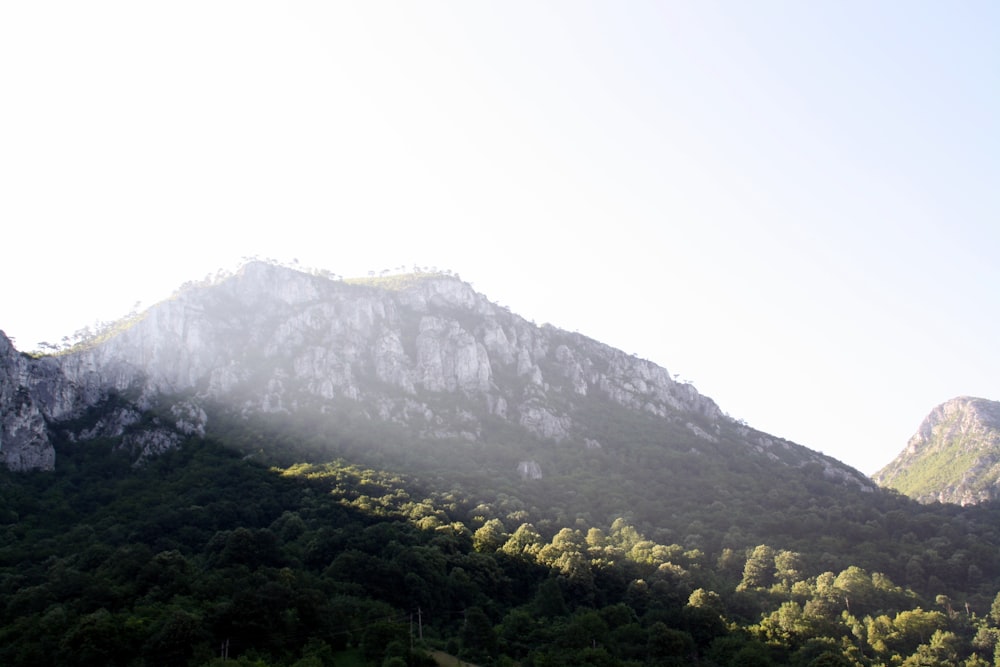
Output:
4 436 1000 666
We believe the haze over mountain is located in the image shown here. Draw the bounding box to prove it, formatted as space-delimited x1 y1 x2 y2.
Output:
5 3 999 480
0 261 868 493
9 262 1000 666
4 4 1000 663
875 396 1000 506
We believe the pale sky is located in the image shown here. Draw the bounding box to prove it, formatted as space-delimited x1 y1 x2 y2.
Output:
1 2 997 475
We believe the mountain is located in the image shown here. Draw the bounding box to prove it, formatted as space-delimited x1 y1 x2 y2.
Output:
9 262 1000 667
0 332 53 470
874 396 1000 505
0 260 869 490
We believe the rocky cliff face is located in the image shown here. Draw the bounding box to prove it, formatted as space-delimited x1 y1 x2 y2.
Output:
0 332 53 471
0 262 871 489
874 397 1000 505
44 262 724 439
0 326 209 470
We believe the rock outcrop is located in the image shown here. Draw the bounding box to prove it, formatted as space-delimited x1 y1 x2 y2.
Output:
0 261 872 491
0 332 54 471
34 263 727 440
517 460 543 480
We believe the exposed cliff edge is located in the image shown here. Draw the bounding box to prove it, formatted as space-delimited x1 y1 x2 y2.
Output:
874 396 1000 505
0 262 870 490
0 332 53 471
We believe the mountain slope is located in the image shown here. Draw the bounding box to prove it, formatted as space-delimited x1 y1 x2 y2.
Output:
12 263 1000 667
874 396 1000 505
0 261 870 494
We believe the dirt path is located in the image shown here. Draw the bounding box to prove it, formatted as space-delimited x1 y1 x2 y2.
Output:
427 649 481 667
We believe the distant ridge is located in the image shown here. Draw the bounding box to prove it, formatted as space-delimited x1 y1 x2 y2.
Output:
874 396 1000 505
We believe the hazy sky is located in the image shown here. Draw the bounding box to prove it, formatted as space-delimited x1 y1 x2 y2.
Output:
2 2 997 474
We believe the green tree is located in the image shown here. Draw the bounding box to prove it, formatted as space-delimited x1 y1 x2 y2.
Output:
833 566 875 615
774 550 804 589
472 518 508 553
538 528 586 566
534 578 569 618
145 609 209 665
891 608 949 658
688 588 724 614
58 609 128 667
990 590 1000 626
901 629 961 666
498 609 536 659
683 604 727 651
558 611 609 651
460 606 498 663
361 621 408 665
738 545 775 591
647 622 696 663
759 601 810 644
501 523 543 560
808 652 854 667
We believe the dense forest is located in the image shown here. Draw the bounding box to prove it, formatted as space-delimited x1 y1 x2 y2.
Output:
5 415 1000 667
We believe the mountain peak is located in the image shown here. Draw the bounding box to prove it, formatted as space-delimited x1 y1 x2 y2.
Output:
216 261 474 307
874 396 1000 504
0 262 870 495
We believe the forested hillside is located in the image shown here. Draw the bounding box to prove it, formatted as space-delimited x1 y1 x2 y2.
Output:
4 427 1000 667
4 263 1000 666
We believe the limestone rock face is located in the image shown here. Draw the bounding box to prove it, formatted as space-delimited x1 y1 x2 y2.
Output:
0 332 54 471
875 397 1000 505
34 263 727 441
415 316 491 393
0 261 871 490
517 460 543 480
